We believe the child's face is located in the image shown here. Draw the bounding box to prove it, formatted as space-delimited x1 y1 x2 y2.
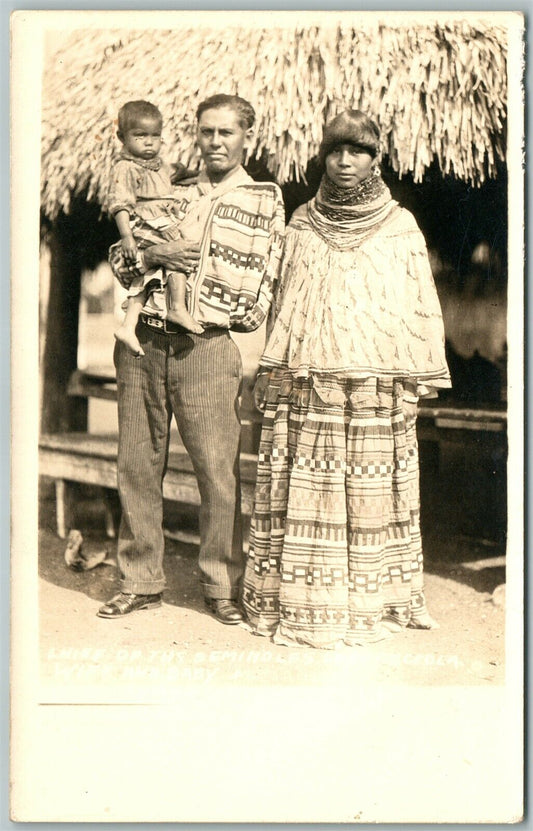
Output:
120 115 162 160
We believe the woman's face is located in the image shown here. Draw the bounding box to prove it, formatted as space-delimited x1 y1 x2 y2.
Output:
325 143 375 188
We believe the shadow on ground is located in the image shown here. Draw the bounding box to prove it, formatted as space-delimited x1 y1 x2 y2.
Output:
39 469 506 611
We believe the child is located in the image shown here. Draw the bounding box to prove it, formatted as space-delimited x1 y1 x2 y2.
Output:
108 100 203 357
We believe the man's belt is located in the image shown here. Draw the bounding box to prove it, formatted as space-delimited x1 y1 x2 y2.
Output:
139 313 187 335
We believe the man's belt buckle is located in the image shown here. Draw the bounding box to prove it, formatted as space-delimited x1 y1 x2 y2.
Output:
141 314 183 335
144 315 164 330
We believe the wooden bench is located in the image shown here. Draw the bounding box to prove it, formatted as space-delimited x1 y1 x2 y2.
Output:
40 369 507 539
417 401 507 442
39 432 259 539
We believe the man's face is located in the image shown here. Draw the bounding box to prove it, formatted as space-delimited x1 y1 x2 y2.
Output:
197 106 252 183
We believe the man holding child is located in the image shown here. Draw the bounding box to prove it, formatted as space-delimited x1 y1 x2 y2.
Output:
98 94 285 624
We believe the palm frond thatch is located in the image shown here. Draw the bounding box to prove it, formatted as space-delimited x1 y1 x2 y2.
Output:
41 21 508 219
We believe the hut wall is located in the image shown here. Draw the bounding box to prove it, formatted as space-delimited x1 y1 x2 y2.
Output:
40 215 86 434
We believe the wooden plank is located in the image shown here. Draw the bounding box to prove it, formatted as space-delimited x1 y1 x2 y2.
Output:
40 447 119 489
434 417 505 432
40 432 119 458
418 403 507 425
41 463 255 519
39 433 259 482
67 371 118 402
39 433 257 517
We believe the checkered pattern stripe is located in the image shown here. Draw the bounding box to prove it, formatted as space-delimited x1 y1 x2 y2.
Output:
209 241 266 272
215 203 272 232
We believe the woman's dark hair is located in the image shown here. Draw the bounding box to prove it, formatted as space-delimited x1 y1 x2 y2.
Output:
319 110 381 166
196 94 255 130
117 100 163 135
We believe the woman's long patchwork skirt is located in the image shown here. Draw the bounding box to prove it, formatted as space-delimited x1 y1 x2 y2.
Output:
242 370 433 648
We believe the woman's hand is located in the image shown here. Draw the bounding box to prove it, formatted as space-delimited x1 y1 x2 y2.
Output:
144 240 201 273
402 396 418 428
253 370 271 412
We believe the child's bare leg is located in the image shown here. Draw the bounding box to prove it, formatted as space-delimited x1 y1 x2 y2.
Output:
166 272 203 333
114 293 146 356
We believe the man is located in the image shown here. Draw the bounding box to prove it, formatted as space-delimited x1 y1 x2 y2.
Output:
98 94 285 624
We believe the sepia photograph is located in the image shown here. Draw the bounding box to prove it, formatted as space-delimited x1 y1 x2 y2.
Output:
11 9 524 823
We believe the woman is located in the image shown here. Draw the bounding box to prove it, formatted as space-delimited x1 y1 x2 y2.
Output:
242 109 451 649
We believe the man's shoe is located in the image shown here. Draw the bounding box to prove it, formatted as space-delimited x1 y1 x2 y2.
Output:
204 598 243 625
97 592 162 618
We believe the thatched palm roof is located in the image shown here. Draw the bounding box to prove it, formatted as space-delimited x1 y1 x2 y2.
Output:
41 18 508 219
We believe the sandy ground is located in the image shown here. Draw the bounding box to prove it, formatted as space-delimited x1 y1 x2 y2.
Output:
38 479 506 698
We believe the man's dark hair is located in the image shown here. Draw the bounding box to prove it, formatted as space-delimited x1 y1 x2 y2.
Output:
196 94 255 130
117 100 163 135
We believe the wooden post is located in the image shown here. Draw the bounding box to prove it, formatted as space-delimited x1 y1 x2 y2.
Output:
54 479 72 539
40 214 88 434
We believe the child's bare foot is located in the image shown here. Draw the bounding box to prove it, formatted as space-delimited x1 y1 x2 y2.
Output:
114 326 145 357
166 307 204 334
